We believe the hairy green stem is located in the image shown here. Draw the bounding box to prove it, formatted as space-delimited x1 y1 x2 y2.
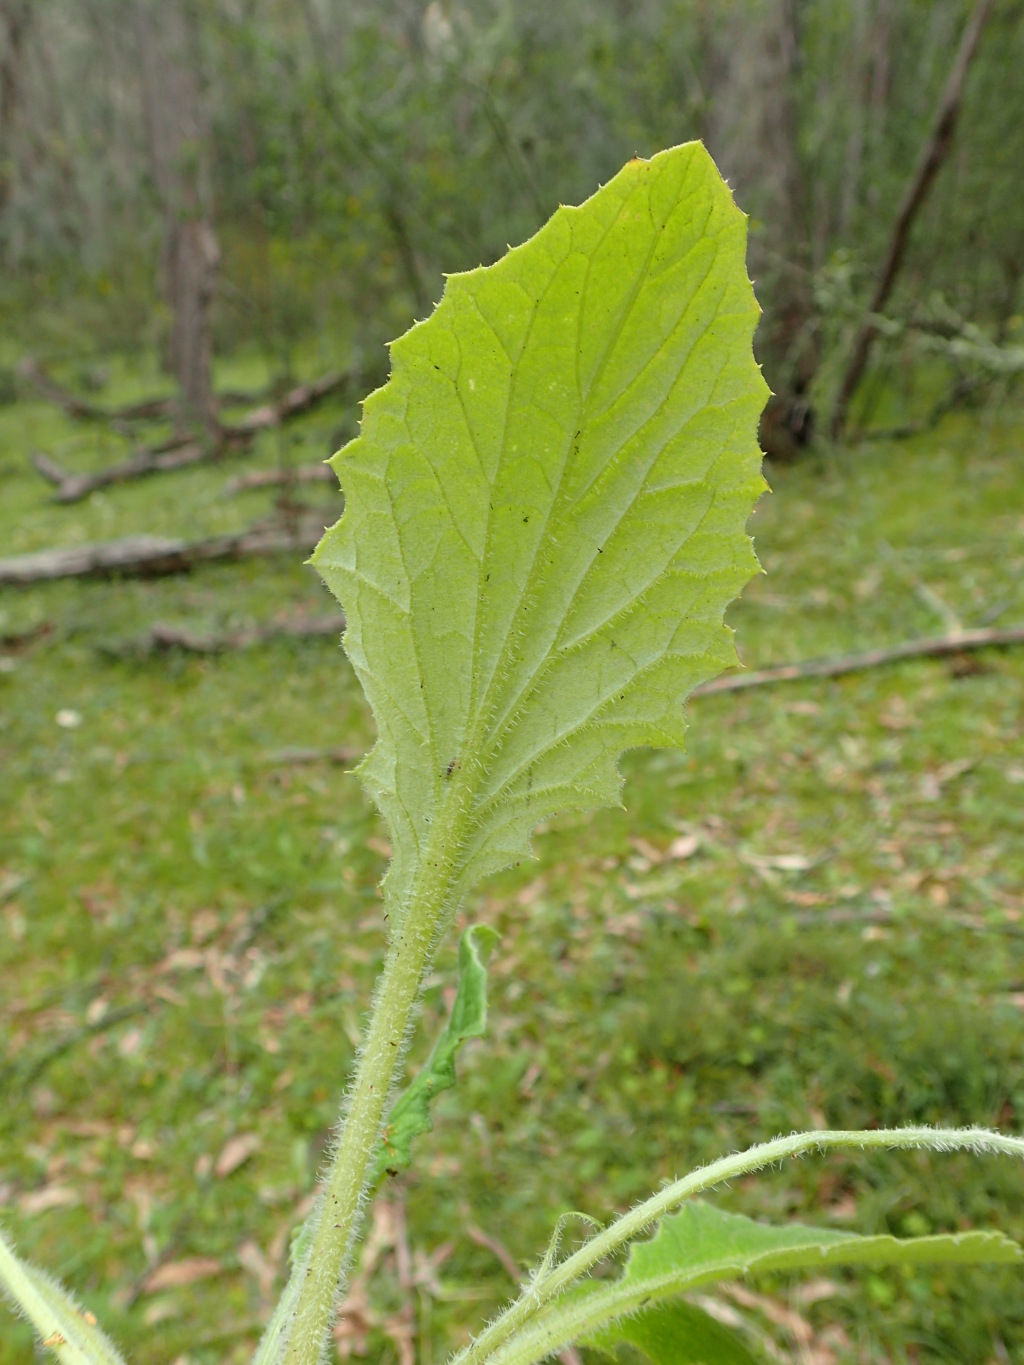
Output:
279 855 458 1363
457 1126 1024 1365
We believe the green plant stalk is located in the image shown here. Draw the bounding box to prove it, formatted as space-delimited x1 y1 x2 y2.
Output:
458 1125 1024 1365
279 784 471 1363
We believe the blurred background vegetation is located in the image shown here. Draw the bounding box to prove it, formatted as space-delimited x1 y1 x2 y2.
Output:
1 2 1023 1363
2 0 1023 440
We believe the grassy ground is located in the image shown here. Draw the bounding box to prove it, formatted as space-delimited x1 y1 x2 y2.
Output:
1 353 1023 1364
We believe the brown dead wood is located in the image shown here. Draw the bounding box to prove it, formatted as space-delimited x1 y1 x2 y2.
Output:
692 626 1024 696
227 463 336 494
141 614 345 655
93 615 1024 694
30 439 213 503
0 510 330 586
26 367 357 504
220 370 353 437
0 620 54 652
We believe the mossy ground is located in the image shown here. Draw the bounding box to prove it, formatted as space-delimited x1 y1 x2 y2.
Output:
1 352 1023 1363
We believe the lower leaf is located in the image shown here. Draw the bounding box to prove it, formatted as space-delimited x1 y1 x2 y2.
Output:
588 1298 764 1365
0 1226 126 1365
487 1202 1021 1365
369 922 499 1188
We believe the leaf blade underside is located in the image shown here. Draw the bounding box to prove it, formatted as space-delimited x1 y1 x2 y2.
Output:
505 1203 1022 1365
314 142 768 927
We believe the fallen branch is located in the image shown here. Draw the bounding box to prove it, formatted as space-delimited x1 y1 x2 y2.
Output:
0 1003 148 1090
16 356 156 424
692 625 1024 696
17 355 285 425
142 614 344 654
0 510 330 585
0 620 54 652
256 745 359 767
92 616 1024 692
29 369 357 504
30 437 216 503
220 370 354 437
226 463 336 494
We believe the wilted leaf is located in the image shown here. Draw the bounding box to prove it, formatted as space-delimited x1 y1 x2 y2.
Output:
142 1257 224 1293
215 1132 261 1179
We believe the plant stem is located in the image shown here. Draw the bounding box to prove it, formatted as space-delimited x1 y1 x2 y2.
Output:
280 862 453 1363
456 1126 1024 1365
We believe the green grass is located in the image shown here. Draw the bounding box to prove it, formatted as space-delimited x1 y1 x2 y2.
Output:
1 357 1023 1364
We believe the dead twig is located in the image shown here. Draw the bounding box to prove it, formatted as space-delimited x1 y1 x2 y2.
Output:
692 625 1024 696
226 463 336 494
91 611 1024 696
30 437 220 504
220 370 354 438
0 1003 148 1090
256 745 357 767
139 614 345 655
0 510 331 586
16 356 151 425
0 620 54 652
26 369 359 504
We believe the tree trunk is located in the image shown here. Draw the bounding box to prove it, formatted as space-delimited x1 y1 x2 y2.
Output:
0 0 32 232
701 0 819 461
136 0 219 438
829 0 995 439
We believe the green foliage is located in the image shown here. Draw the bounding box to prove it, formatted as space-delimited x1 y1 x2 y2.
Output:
2 132 1024 1364
369 923 499 1188
577 1203 1021 1364
313 140 767 932
591 1299 763 1365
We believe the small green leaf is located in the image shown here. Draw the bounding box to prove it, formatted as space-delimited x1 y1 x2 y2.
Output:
590 1299 763 1365
491 1202 1022 1365
369 922 499 1186
616 1200 1022 1294
313 141 768 933
0 1227 126 1365
254 925 498 1363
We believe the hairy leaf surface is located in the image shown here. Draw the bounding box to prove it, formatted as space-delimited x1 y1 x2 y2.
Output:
0 1228 125 1365
589 1298 764 1364
499 1202 1021 1364
314 142 768 927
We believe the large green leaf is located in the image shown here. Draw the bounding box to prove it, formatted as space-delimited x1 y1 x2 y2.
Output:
368 922 499 1186
490 1202 1022 1365
0 1227 126 1365
313 141 767 930
589 1299 764 1365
